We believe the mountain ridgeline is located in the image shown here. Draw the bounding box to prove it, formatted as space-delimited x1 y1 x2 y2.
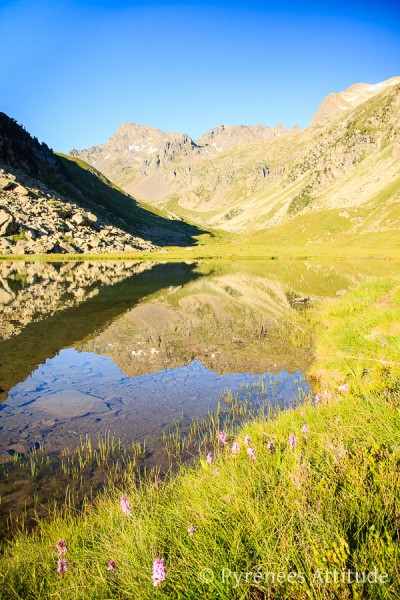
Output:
71 76 400 247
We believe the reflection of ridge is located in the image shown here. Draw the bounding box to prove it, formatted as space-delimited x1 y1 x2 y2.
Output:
0 261 155 340
0 262 200 401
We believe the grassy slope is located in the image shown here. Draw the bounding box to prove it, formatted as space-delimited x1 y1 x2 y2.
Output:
128 84 400 243
1 279 400 599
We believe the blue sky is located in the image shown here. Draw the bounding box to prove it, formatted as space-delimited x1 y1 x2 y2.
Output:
1 0 399 152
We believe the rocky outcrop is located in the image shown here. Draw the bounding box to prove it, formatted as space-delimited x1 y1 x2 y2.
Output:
310 76 400 127
0 166 157 255
198 123 297 151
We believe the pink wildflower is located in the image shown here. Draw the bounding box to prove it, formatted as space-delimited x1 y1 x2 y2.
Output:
247 447 256 462
244 435 251 447
289 435 296 450
56 539 67 554
231 442 240 455
107 560 117 572
219 431 227 445
120 494 132 516
314 392 322 404
206 452 213 464
267 441 275 451
338 383 349 392
188 524 197 537
152 557 166 587
57 558 67 576
301 424 309 436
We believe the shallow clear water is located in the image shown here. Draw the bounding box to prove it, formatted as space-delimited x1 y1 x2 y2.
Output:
1 257 396 461
1 349 307 460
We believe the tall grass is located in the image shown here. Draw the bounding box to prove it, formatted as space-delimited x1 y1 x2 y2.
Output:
1 279 399 599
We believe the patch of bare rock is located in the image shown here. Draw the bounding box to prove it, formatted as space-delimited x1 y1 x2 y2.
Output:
0 165 157 255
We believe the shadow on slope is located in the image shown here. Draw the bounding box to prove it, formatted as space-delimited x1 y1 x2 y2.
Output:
57 154 205 246
0 112 206 247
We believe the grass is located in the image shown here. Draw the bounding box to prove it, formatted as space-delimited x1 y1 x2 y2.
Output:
1 277 400 598
2 231 400 263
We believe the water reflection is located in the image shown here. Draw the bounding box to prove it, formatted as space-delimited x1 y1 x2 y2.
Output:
1 349 307 461
0 260 200 400
1 257 397 461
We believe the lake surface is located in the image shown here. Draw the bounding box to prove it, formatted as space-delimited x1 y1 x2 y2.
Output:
0 257 396 533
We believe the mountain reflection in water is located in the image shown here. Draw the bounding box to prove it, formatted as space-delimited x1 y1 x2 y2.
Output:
1 257 394 461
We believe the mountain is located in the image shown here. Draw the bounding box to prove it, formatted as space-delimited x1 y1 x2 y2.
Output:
311 76 400 127
71 78 400 246
70 122 298 209
0 113 203 255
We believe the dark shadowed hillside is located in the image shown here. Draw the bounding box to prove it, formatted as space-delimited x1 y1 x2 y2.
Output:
0 113 204 254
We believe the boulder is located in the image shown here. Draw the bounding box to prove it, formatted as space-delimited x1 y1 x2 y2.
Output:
0 177 17 191
14 184 30 196
0 209 17 236
86 211 98 223
71 213 85 226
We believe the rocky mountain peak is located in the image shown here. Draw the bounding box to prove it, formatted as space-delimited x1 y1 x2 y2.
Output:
197 123 292 151
311 76 400 127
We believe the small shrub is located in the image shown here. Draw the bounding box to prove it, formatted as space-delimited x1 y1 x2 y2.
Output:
12 227 27 243
287 186 314 215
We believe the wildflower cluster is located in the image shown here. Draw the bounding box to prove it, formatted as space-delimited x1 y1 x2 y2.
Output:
120 494 132 516
56 540 67 577
152 557 167 587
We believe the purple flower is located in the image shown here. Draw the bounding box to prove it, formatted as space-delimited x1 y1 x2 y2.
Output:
231 442 240 455
267 441 275 451
301 424 309 436
247 447 256 462
289 435 296 450
188 524 197 537
152 557 166 587
57 558 67 575
219 431 227 445
120 495 132 516
56 539 67 554
107 560 117 572
314 392 322 404
244 435 251 447
338 383 349 392
206 452 213 464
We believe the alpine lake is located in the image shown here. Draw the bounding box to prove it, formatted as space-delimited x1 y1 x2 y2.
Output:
0 257 397 537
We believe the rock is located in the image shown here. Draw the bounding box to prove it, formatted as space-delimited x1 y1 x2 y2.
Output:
86 211 98 223
0 209 14 236
13 184 30 196
0 178 17 191
88 236 100 248
0 283 14 304
71 213 85 226
338 209 350 218
0 238 12 254
32 390 108 418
